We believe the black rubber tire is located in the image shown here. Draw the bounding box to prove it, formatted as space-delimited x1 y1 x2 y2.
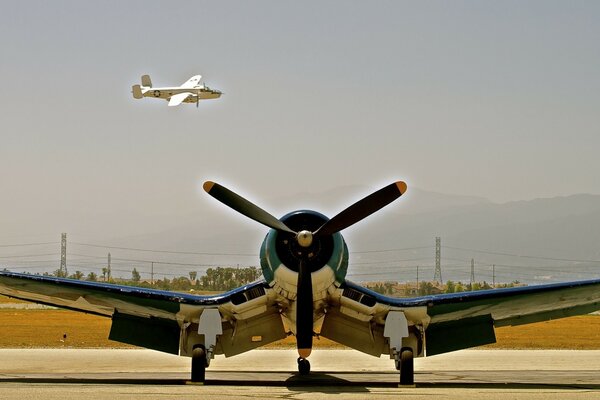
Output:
191 346 207 383
298 357 311 375
399 347 414 385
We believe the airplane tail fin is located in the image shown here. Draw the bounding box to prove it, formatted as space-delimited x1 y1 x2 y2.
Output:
141 75 152 88
131 84 143 99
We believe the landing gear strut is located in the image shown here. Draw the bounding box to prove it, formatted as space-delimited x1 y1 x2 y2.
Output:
193 308 222 384
191 345 207 383
297 357 311 375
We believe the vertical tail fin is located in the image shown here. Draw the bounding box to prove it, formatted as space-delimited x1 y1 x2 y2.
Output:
131 84 143 99
141 75 152 88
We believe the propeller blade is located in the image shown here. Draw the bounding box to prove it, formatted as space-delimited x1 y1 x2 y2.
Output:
296 259 313 358
203 181 296 234
315 181 407 236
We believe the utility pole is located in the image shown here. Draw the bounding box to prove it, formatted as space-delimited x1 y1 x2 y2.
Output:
107 253 111 282
151 262 154 285
492 264 495 288
416 265 419 293
470 258 475 288
433 237 442 283
60 233 67 277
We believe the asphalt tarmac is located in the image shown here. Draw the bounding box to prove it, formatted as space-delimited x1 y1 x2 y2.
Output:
0 349 599 399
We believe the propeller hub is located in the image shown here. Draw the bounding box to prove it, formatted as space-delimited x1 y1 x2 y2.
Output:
296 230 313 248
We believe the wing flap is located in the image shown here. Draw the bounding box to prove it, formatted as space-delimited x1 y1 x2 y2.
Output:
109 311 180 354
218 311 286 357
425 314 496 356
320 307 387 356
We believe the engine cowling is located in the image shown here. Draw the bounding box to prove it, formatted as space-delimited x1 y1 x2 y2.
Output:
260 210 349 300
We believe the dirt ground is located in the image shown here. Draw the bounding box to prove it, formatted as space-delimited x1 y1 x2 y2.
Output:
1 295 599 349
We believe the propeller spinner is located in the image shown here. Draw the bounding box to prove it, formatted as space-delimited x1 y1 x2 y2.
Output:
202 180 407 360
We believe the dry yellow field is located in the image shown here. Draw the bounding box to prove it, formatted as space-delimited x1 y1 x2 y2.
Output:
1 295 599 349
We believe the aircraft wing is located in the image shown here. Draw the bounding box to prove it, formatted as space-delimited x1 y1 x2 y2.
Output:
321 278 600 357
180 75 202 88
168 92 194 107
0 271 286 356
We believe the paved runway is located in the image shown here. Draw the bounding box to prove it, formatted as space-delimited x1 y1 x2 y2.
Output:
0 349 599 399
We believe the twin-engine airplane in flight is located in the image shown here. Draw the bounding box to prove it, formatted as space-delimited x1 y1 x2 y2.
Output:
1 181 600 385
131 74 222 107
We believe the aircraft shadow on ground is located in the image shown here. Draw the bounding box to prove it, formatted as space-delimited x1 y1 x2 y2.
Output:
285 372 370 393
2 378 599 391
2 372 600 390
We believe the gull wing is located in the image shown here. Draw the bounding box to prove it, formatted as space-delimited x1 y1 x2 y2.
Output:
180 75 202 88
168 92 194 107
321 278 600 357
0 271 286 356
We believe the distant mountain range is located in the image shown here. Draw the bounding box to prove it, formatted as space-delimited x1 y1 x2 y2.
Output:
5 186 599 285
107 187 600 285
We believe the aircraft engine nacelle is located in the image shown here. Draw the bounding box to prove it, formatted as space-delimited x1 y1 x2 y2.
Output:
260 210 349 301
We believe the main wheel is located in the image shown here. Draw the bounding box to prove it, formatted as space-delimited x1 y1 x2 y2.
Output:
399 347 414 385
191 346 207 383
297 357 310 375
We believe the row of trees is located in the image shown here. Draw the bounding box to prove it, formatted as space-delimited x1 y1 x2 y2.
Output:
53 269 99 281
369 279 524 296
199 267 261 291
51 266 261 292
43 268 523 295
444 280 522 293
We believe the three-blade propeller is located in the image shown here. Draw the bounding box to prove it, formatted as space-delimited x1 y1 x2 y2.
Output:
202 180 407 359
203 181 406 241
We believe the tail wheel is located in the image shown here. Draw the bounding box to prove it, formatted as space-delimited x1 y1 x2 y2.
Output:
297 357 311 375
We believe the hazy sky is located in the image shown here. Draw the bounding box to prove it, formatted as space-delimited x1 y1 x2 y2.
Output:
1 1 599 241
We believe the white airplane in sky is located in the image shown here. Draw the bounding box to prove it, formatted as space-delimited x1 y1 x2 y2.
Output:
132 75 222 107
2 181 600 385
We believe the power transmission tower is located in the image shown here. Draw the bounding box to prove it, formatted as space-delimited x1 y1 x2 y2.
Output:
433 237 442 282
151 262 154 285
470 258 475 288
60 233 67 277
416 265 419 289
107 253 111 281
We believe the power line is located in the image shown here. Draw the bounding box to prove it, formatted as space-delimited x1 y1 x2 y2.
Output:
109 256 219 267
70 241 435 257
65 252 233 267
70 252 235 267
349 257 434 266
443 245 600 263
69 242 257 257
0 253 57 259
0 241 57 248
350 246 432 254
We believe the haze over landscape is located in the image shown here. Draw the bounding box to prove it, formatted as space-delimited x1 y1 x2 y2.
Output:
1 1 599 284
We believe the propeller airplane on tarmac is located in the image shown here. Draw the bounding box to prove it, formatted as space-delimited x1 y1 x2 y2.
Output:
131 74 222 107
1 181 600 385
